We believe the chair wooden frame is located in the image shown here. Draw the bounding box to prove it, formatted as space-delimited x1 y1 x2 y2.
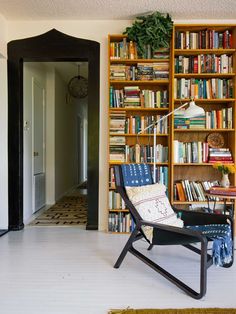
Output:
113 165 234 299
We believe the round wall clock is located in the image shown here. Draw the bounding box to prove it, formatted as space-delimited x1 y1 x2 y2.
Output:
67 75 88 99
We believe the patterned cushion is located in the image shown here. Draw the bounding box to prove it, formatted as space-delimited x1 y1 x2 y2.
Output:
126 183 183 242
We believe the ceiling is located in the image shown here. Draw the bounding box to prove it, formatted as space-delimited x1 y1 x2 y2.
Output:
0 0 235 21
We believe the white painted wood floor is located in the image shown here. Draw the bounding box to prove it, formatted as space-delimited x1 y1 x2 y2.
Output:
0 227 235 314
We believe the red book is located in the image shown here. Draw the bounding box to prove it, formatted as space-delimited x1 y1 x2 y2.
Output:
207 186 236 196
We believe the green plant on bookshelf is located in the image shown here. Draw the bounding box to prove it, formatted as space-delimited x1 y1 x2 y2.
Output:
123 11 173 58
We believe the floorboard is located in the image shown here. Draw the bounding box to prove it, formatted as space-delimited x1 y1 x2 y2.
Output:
0 227 235 314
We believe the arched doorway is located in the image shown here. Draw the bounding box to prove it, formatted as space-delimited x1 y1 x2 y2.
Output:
8 29 99 230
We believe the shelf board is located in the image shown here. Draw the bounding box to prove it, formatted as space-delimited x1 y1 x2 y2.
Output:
174 163 213 166
174 98 235 103
174 48 236 55
109 161 169 165
110 58 170 63
109 107 169 111
174 73 235 78
109 133 169 137
172 201 232 204
174 128 235 132
110 80 169 85
108 232 131 234
109 209 129 212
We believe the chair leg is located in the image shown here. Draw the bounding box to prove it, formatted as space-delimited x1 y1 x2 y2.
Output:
127 238 208 299
114 226 139 269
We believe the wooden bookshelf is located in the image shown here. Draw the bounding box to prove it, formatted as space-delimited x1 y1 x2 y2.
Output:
171 24 236 211
108 24 236 232
108 34 171 232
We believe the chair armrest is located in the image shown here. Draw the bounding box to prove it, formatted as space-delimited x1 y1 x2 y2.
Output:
139 219 207 242
173 208 229 226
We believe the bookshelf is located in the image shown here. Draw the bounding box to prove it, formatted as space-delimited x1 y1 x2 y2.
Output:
171 24 236 209
108 34 172 233
108 25 236 232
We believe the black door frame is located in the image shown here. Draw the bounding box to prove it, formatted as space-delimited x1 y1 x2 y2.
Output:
8 29 100 230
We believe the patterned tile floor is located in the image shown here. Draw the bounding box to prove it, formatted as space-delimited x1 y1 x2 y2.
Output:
29 194 87 226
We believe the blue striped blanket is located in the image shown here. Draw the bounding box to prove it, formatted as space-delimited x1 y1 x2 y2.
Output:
186 224 232 267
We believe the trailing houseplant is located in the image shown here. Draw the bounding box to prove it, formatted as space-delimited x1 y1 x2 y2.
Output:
123 11 173 58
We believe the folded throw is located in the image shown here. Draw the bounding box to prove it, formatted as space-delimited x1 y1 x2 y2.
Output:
186 224 232 267
121 164 153 187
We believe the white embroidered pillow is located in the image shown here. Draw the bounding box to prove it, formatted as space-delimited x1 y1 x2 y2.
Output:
126 183 183 242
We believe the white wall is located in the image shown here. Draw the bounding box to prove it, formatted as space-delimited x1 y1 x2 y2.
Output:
55 69 77 200
0 14 8 229
45 67 56 205
74 62 88 185
23 63 47 222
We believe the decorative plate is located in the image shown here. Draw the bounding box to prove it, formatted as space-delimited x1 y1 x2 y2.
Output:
207 132 224 148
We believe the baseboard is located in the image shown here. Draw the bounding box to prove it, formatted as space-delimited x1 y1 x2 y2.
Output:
9 223 24 231
0 229 9 237
86 224 98 230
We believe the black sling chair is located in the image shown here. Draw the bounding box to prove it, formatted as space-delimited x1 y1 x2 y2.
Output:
113 164 234 299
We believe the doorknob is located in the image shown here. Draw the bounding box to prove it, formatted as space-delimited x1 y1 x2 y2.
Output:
34 152 39 157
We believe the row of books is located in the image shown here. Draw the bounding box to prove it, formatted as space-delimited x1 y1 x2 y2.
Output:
108 212 135 233
174 110 206 129
110 63 169 81
110 39 138 59
110 113 169 134
174 179 220 202
175 29 232 49
173 141 209 163
109 191 125 210
208 148 233 164
109 86 169 108
124 115 168 134
205 107 233 129
174 54 233 74
174 78 233 99
109 144 168 163
174 107 233 129
110 39 169 59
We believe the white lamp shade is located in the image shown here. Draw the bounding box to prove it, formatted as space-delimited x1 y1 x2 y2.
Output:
184 100 205 118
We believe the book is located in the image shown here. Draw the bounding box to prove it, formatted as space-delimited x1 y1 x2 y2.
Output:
207 186 236 196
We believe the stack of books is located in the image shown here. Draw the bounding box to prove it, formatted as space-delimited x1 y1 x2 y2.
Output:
208 148 233 164
153 62 169 79
174 109 206 129
109 111 126 134
110 64 127 80
110 136 126 162
207 186 236 196
136 63 154 80
152 48 169 59
123 86 141 107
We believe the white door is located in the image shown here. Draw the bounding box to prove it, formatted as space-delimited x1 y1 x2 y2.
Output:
32 78 46 213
